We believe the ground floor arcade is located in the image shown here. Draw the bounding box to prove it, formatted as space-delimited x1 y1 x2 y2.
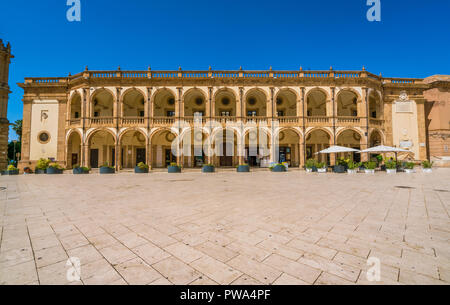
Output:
65 127 385 170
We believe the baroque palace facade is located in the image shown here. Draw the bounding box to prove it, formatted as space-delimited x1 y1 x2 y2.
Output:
0 40 13 169
17 67 449 170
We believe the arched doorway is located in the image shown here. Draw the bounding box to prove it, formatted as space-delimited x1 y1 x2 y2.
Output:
275 129 301 167
67 131 82 168
244 128 270 167
306 129 331 163
88 130 116 168
120 129 147 168
179 128 209 168
211 128 239 167
336 129 363 162
151 129 178 168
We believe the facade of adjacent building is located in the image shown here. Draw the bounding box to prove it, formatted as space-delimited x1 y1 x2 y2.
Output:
0 40 13 170
17 67 450 171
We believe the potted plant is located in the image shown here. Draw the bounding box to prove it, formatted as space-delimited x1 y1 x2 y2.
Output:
317 162 327 173
73 165 90 175
35 158 50 174
24 167 33 174
334 157 348 173
385 160 397 174
305 159 316 173
99 162 115 174
422 160 433 173
236 164 250 172
2 164 19 176
405 162 415 174
347 160 360 174
135 162 149 174
168 162 181 173
47 163 64 174
202 164 215 173
364 161 376 174
270 163 287 172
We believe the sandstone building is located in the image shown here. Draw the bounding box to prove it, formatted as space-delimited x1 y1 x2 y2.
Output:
0 40 13 170
17 67 450 170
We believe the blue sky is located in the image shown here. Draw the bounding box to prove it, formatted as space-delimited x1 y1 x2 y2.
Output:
1 0 449 140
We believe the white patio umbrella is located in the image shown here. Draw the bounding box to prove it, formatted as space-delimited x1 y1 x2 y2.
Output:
315 145 360 154
359 145 410 162
359 145 409 153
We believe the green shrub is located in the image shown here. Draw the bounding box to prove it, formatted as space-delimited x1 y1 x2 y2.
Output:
316 162 326 169
36 158 50 170
347 161 361 170
364 161 377 170
48 163 63 170
305 159 316 169
137 162 149 169
385 160 397 169
405 162 415 169
422 160 433 168
81 167 90 173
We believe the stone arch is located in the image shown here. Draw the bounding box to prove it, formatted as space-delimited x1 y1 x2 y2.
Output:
368 89 383 119
244 88 268 117
336 128 364 162
90 88 115 117
151 88 177 117
87 128 117 168
336 88 362 117
275 88 298 117
119 128 148 168
305 128 332 163
306 88 328 116
274 127 302 167
214 88 238 117
150 128 179 168
182 88 208 117
121 88 146 117
369 128 384 147
69 91 82 120
66 129 82 168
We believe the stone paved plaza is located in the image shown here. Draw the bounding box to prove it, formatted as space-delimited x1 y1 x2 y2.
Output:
0 169 449 285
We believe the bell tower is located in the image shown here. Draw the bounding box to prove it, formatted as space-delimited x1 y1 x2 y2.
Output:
0 39 13 169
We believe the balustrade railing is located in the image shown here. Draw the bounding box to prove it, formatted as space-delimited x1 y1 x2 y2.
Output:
24 69 424 85
121 117 145 125
89 117 114 125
